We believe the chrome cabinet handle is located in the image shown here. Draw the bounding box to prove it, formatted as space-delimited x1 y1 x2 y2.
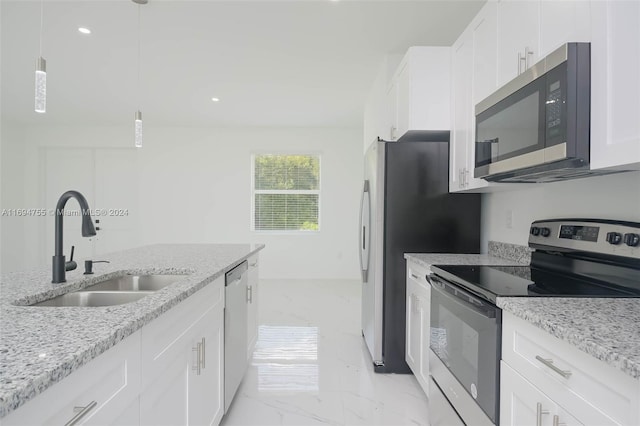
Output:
391 126 397 141
201 337 206 369
464 169 469 187
410 273 420 280
193 341 202 375
518 51 525 75
247 285 252 303
536 402 549 426
525 46 534 69
65 401 98 426
553 415 566 426
535 355 572 379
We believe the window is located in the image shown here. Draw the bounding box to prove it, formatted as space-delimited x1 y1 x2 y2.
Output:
252 154 320 232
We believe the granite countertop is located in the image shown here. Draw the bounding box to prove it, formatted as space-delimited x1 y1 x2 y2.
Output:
498 297 640 380
0 243 264 418
404 253 526 269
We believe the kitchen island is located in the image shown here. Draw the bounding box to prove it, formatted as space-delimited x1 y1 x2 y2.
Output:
0 243 264 421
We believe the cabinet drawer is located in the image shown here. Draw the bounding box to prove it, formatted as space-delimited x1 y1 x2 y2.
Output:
141 277 224 387
502 312 639 425
406 260 431 290
3 331 141 426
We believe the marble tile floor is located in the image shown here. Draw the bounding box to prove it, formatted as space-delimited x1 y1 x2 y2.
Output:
221 279 429 426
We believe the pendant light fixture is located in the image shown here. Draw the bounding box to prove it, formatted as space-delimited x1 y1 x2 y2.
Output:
35 0 46 113
133 0 147 147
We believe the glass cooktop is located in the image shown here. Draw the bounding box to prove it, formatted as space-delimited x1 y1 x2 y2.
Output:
431 264 640 303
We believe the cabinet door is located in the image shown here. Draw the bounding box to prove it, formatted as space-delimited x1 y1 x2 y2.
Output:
590 0 640 170
497 0 540 87
472 1 498 105
395 61 411 140
139 344 190 426
2 332 141 426
386 80 399 141
416 282 430 394
405 278 420 373
501 361 556 426
539 1 590 58
247 255 260 360
450 33 472 192
188 301 225 426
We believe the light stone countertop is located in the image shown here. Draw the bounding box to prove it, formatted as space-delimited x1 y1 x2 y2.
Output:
497 297 640 380
404 253 526 269
0 243 264 418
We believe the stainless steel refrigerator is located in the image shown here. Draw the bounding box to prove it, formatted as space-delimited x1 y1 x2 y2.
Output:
359 135 481 373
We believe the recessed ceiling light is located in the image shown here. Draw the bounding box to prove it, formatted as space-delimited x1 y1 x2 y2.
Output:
211 97 220 102
78 27 91 34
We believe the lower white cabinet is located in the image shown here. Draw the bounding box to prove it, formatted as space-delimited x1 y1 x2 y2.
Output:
3 275 227 426
405 260 431 395
247 254 259 360
501 312 640 426
140 276 225 426
501 362 583 426
2 331 141 426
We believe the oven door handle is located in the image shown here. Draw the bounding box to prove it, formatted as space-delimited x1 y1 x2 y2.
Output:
428 274 497 319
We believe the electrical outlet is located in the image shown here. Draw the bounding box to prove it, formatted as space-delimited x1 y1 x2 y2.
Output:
506 209 513 229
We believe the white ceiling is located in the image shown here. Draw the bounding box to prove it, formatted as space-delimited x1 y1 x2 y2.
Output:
1 0 484 128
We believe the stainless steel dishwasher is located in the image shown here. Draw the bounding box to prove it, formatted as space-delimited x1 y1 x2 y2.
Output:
224 261 248 412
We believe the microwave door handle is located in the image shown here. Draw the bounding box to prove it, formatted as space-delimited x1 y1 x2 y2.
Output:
428 275 497 320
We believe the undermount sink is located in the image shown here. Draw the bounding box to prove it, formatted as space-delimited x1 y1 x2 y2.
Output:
30 291 151 307
78 274 186 292
29 274 189 307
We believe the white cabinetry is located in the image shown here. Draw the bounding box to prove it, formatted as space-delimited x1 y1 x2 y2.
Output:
501 362 583 426
387 47 450 141
2 332 141 426
501 312 640 426
405 260 431 396
497 0 540 87
450 2 498 192
539 1 590 58
140 277 225 426
247 254 259 360
590 0 640 171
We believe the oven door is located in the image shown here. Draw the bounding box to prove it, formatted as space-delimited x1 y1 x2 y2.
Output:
429 274 501 425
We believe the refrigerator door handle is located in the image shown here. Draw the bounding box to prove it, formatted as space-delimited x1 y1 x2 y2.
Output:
359 180 371 282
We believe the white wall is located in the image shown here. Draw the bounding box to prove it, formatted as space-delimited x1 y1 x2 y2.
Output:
481 171 640 248
0 125 363 279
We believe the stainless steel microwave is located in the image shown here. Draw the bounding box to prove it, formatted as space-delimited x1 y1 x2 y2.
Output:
474 42 594 183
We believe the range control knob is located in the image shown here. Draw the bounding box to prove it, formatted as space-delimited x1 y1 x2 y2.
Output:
606 232 623 245
540 227 551 237
623 233 640 247
530 227 540 236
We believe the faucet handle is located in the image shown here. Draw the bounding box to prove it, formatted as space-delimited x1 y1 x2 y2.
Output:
84 260 110 275
65 246 77 272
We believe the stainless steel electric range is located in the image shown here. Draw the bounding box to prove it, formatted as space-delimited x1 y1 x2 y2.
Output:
427 219 640 426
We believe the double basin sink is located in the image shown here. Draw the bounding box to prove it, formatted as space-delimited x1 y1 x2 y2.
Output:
31 274 188 307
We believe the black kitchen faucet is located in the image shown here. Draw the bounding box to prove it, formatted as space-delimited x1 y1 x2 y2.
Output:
52 190 96 283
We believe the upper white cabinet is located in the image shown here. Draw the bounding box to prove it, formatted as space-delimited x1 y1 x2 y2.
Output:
539 1 590 58
497 0 540 87
450 2 497 192
472 1 498 105
590 0 640 170
387 47 451 141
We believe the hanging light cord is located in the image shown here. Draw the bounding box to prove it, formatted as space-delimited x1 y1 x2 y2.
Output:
39 0 44 56
137 3 141 109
